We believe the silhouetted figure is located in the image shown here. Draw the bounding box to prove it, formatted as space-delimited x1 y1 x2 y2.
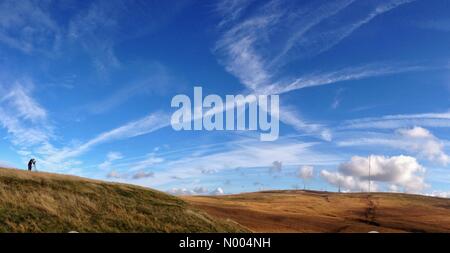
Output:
28 159 36 171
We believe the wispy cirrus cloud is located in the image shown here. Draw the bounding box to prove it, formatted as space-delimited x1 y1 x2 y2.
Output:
214 0 419 139
268 63 429 94
83 62 176 115
46 111 170 164
68 0 190 77
0 78 170 172
0 0 190 78
340 111 450 130
0 81 51 147
215 0 418 94
99 151 123 170
286 0 417 60
337 126 450 165
0 0 61 54
215 0 255 27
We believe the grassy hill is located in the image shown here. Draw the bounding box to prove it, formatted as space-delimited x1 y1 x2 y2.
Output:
184 190 450 233
3 166 449 233
0 168 246 232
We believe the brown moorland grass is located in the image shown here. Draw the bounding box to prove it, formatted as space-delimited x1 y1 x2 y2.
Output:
0 167 246 232
184 190 450 233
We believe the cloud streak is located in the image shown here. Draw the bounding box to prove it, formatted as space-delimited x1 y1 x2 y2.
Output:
341 111 450 130
215 0 419 139
337 127 450 165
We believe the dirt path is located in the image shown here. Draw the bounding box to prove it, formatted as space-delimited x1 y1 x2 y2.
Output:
364 195 380 226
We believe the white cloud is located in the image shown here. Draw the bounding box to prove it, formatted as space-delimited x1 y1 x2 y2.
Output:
321 170 375 192
298 165 314 179
397 127 449 165
271 63 427 94
68 1 189 77
331 89 343 110
280 106 332 141
398 126 432 138
210 187 224 195
0 81 52 153
107 151 123 161
0 0 61 54
341 111 450 130
322 155 427 193
47 112 170 163
167 186 224 196
214 0 420 139
99 151 123 170
1 82 47 122
84 62 174 114
215 0 255 27
216 0 418 94
117 138 342 188
0 80 169 173
167 188 194 196
290 0 417 59
128 154 164 171
337 127 450 165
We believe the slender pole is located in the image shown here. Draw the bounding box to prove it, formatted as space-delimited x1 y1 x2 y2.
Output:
368 155 371 193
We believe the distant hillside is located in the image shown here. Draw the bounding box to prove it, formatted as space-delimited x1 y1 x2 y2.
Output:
184 190 450 233
0 168 245 232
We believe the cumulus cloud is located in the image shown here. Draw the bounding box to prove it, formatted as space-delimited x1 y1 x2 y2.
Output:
210 187 224 195
397 126 449 165
298 165 314 189
298 165 314 179
321 155 427 193
321 170 375 192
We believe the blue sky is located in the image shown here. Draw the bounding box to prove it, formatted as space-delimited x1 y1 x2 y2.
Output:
0 0 450 196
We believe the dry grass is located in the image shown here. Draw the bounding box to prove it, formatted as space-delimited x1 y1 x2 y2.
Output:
0 168 246 232
184 190 450 233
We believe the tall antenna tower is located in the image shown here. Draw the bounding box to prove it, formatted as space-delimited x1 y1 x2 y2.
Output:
368 155 371 193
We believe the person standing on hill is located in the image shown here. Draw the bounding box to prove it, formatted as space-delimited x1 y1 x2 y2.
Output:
28 159 36 171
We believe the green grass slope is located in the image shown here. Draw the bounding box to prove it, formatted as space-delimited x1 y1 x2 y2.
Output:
0 168 245 232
